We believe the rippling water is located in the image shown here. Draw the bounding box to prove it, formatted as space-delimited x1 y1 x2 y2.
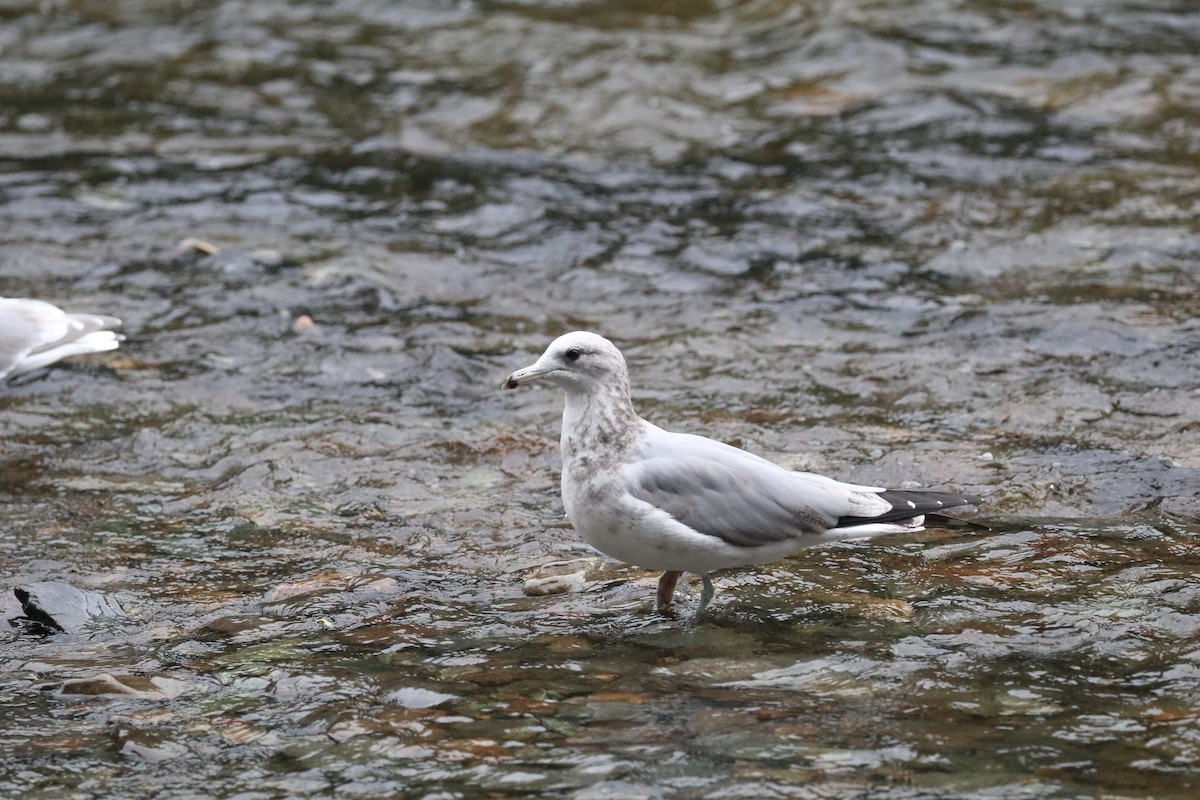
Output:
2 1 1199 797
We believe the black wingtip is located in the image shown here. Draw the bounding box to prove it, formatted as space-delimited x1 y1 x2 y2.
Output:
835 489 980 528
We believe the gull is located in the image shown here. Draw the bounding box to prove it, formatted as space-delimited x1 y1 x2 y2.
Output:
0 298 124 381
503 331 978 615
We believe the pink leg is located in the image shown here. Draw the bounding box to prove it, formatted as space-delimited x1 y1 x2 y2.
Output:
656 570 682 611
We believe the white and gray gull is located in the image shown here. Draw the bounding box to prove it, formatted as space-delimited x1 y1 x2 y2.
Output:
503 331 978 615
0 298 123 381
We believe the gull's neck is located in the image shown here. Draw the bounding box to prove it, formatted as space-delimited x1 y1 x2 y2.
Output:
559 377 643 468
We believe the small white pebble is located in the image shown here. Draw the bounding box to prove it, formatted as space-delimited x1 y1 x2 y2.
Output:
292 314 317 333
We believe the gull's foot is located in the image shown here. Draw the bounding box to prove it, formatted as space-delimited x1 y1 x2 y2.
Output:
656 570 682 613
694 573 715 620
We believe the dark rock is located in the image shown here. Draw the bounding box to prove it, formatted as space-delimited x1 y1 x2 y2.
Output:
13 581 126 634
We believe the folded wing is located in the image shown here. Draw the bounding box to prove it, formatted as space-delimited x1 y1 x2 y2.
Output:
625 427 892 547
625 427 977 548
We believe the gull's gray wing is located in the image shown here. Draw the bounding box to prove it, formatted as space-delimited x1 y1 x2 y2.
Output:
623 427 888 547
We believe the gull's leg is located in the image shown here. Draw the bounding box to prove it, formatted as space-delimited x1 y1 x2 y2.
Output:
695 573 715 616
656 570 682 611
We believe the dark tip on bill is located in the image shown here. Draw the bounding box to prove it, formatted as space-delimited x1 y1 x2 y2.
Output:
504 378 519 390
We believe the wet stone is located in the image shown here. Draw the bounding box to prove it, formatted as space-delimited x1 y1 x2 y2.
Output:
12 582 126 635
1161 496 1200 521
573 779 663 800
114 727 191 762
46 673 192 699
522 558 599 596
384 687 457 709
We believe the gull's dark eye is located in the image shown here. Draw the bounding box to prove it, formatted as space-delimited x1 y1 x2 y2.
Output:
565 347 582 362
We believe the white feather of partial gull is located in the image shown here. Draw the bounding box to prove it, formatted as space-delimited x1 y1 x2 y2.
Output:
0 298 124 380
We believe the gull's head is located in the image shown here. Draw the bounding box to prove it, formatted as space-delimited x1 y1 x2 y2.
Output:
502 331 627 394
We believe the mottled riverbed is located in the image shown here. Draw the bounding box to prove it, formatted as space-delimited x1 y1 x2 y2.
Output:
2 0 1199 798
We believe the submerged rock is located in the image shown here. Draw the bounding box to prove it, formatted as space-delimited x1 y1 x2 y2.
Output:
522 558 609 596
47 673 191 699
13 581 126 634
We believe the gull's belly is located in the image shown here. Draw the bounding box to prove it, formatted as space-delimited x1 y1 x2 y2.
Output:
563 480 810 574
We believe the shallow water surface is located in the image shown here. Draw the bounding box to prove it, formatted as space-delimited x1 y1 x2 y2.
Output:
2 0 1199 797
